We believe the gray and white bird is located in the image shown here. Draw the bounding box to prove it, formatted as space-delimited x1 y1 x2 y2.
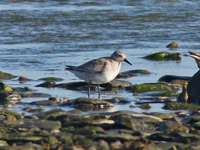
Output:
66 50 132 99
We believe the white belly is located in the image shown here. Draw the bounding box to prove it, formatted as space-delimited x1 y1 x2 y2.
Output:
71 62 121 84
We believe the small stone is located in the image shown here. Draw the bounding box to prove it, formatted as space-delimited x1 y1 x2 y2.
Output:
140 103 151 109
18 76 32 81
166 42 179 48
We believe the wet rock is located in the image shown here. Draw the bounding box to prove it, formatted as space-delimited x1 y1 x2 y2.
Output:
14 119 61 133
6 93 21 104
104 97 130 104
0 82 13 92
18 76 32 81
29 99 58 106
93 131 141 142
117 69 150 79
148 132 200 144
73 97 114 110
36 109 68 120
55 80 132 92
158 120 189 133
133 83 173 93
144 51 181 61
0 132 43 142
166 42 179 48
114 113 162 132
20 92 51 98
163 102 200 110
35 81 56 88
0 71 16 80
23 107 45 113
187 70 200 104
0 108 23 119
102 79 132 89
0 140 8 146
55 81 88 91
39 77 63 82
159 75 191 83
139 103 151 109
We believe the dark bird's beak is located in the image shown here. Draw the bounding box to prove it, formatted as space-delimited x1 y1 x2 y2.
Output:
124 58 132 65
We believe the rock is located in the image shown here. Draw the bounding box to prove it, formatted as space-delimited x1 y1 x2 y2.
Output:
18 76 32 81
29 99 58 106
0 82 13 92
0 71 16 80
158 75 191 83
14 119 61 133
144 51 181 61
166 42 179 48
114 113 162 132
158 120 189 133
139 103 151 109
36 109 68 119
73 98 114 110
102 80 132 89
6 93 21 104
117 69 150 79
163 102 200 110
23 107 45 113
133 83 173 93
35 81 56 88
187 70 200 104
55 80 132 92
39 77 63 82
54 82 88 91
0 108 23 119
20 92 51 98
148 132 200 144
104 97 130 104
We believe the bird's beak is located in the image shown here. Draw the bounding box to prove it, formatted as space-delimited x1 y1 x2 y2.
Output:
124 58 132 65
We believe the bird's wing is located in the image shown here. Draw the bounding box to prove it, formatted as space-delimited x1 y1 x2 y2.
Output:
188 51 200 60
73 58 109 73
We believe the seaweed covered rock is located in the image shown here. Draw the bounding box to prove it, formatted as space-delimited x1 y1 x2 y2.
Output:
117 69 150 79
132 83 173 93
163 102 200 110
0 72 16 80
144 51 181 61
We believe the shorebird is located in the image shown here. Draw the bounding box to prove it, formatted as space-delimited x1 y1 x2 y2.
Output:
188 51 200 69
65 50 132 99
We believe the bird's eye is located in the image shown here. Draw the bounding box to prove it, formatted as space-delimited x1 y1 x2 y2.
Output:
118 54 122 57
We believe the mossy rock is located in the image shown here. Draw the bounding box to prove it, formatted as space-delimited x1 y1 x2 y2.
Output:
0 82 13 92
39 77 64 82
0 108 23 119
133 83 172 93
166 42 179 48
117 69 151 79
140 103 151 109
144 52 181 61
0 72 16 80
163 102 200 110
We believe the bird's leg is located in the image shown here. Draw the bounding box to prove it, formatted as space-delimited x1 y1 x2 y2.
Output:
97 84 101 99
88 81 91 98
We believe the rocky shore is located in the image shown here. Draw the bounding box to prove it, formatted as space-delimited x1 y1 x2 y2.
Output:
0 103 200 150
1 54 200 149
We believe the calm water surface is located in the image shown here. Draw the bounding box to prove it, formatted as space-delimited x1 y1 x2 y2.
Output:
0 0 200 113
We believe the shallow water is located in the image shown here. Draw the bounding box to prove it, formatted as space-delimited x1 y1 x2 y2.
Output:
0 0 200 114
